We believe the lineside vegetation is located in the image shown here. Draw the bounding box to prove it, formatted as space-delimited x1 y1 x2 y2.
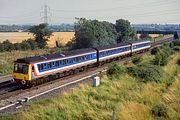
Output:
1 44 179 120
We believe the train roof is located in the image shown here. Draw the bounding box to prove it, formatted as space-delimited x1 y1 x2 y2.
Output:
97 42 130 51
15 48 96 64
15 40 151 64
96 40 150 51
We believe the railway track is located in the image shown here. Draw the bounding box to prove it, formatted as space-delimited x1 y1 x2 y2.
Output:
0 37 175 114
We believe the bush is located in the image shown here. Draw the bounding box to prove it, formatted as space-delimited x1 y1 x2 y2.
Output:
163 46 173 57
169 42 174 48
14 43 22 50
0 40 14 52
132 56 142 64
153 46 173 66
172 39 180 46
128 64 164 83
153 52 168 66
107 62 126 77
0 39 38 52
151 103 168 118
166 76 176 87
26 39 38 50
173 46 180 51
151 47 160 55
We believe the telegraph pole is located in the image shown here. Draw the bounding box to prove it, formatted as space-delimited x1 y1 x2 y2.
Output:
40 4 52 24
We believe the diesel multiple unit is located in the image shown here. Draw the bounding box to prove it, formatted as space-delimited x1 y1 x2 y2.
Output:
13 40 151 85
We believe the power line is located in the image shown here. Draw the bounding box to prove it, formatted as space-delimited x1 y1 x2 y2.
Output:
51 8 180 20
51 0 180 13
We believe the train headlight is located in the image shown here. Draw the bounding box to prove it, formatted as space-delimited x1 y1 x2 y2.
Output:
11 78 15 83
21 80 26 85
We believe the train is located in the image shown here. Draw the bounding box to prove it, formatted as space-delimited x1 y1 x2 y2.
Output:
12 40 151 86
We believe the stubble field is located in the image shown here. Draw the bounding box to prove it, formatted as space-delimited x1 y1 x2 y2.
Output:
0 32 74 47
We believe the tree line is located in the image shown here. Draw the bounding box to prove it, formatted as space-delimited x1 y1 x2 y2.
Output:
1 18 138 52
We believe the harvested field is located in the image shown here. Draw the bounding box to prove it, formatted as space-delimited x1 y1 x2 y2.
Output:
0 32 74 47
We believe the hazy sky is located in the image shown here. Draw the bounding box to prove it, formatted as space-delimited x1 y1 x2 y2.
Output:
0 0 180 25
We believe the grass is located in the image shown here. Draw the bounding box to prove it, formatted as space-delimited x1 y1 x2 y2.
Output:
0 32 74 48
0 49 50 76
0 52 179 120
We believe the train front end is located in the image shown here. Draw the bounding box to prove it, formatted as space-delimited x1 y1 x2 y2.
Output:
12 62 31 85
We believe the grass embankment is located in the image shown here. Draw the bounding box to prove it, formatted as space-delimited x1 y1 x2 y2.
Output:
1 52 179 120
0 50 50 76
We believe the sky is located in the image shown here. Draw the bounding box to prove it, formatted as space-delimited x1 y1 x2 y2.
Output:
0 0 180 25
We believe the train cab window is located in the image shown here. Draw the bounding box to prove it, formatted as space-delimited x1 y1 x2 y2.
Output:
22 65 28 74
14 63 28 74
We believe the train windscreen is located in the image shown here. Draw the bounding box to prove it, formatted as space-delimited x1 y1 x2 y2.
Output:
14 63 28 74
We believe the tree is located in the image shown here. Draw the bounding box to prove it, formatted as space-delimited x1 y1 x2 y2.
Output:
115 19 134 43
73 18 117 49
0 40 14 52
29 23 52 48
139 34 152 40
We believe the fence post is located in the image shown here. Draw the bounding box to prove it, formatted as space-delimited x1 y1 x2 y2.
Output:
111 108 116 120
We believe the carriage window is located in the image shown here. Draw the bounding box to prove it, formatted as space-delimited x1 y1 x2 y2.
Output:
62 60 66 65
48 62 52 68
55 61 60 66
52 62 55 67
43 63 47 70
40 64 43 70
69 58 73 64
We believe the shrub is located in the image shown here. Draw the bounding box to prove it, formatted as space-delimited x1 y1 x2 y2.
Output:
14 43 22 50
0 40 14 52
128 64 164 83
26 39 38 50
107 62 126 77
132 56 142 64
153 52 168 66
169 42 174 48
0 39 38 52
21 40 32 50
163 46 173 57
173 46 180 51
166 76 176 87
172 39 180 46
153 46 173 66
151 103 168 118
151 47 160 55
